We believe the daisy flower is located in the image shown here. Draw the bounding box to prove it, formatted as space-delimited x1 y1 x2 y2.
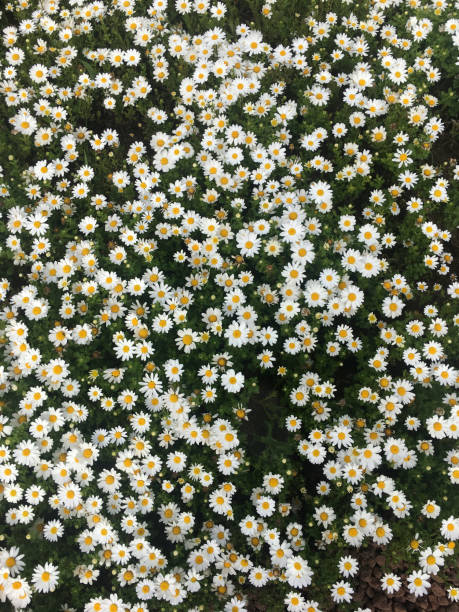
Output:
419 547 444 574
284 592 306 612
338 555 359 577
31 562 59 593
248 566 269 587
0 547 25 576
447 586 459 602
440 516 459 541
256 496 276 517
406 571 430 597
221 369 245 393
381 573 401 594
330 580 353 603
285 556 313 588
175 328 200 353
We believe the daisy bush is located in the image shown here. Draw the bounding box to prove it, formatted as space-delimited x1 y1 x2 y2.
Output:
0 0 458 609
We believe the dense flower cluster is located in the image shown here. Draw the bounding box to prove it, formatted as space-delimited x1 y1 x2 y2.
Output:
0 0 458 609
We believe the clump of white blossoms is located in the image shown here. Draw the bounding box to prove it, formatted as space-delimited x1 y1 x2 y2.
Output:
0 0 458 609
